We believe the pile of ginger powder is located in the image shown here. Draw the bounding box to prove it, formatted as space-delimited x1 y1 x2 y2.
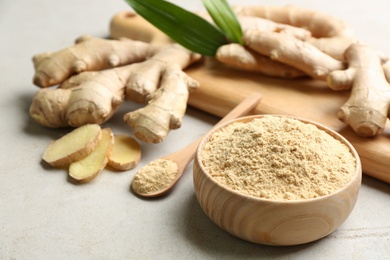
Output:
201 116 356 200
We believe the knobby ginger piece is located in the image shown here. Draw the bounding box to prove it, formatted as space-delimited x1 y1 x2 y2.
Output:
30 39 200 144
232 5 353 38
123 45 200 143
42 124 102 167
243 29 345 80
30 69 127 128
108 135 141 171
327 43 390 136
216 43 305 78
32 35 157 88
69 128 114 182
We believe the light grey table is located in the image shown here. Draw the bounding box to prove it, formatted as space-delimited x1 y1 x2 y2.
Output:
1 0 389 259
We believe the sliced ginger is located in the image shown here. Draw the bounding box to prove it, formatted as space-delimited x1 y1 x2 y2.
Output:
69 128 114 182
42 124 102 167
42 124 141 183
108 135 141 171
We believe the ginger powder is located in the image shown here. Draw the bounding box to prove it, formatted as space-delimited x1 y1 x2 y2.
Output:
132 159 178 195
201 116 356 200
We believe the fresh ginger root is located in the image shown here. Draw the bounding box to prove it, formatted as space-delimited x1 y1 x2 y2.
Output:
123 44 200 143
242 29 345 81
232 5 353 38
42 124 102 167
232 5 356 61
215 6 350 80
218 6 390 137
69 128 114 182
30 36 156 127
237 16 312 41
109 11 200 143
216 16 310 78
108 135 141 171
327 43 390 137
216 43 305 78
30 34 201 143
30 68 128 128
33 35 158 88
125 63 197 143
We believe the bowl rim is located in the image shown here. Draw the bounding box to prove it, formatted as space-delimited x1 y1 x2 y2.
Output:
195 114 362 204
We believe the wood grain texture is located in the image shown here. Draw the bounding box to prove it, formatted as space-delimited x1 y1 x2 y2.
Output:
187 58 390 183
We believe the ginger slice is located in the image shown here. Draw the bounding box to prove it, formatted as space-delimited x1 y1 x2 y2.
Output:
69 128 114 182
108 135 141 171
42 124 102 167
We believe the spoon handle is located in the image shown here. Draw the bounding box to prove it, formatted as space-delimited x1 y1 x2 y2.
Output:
165 92 262 173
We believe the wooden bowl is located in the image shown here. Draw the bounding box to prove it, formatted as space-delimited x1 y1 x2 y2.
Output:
193 115 362 246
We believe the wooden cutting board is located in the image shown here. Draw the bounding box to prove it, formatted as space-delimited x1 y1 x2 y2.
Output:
186 58 390 184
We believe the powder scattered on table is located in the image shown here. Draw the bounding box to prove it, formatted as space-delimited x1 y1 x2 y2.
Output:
201 116 356 200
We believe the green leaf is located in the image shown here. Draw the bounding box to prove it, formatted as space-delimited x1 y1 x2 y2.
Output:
202 0 243 45
124 0 229 56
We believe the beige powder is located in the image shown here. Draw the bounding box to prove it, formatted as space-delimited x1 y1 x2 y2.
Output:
201 116 356 200
132 159 178 195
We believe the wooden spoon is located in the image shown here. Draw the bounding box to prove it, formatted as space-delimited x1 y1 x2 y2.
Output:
131 93 262 198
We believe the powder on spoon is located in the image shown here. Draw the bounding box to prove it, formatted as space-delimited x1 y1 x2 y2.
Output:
132 159 178 195
201 116 356 200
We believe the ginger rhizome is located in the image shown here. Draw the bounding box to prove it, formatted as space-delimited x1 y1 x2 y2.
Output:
33 35 158 88
231 5 355 60
123 44 199 143
30 34 201 143
215 5 351 80
328 43 390 136
211 5 389 136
